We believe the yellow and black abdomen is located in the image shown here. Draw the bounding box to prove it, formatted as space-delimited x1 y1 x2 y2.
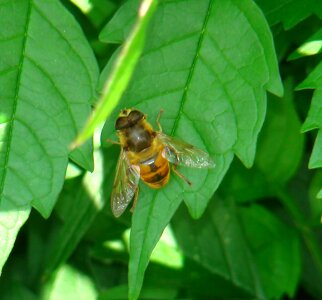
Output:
139 149 170 189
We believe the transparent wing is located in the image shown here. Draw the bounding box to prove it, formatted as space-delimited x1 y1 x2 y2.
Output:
111 149 140 217
157 132 215 168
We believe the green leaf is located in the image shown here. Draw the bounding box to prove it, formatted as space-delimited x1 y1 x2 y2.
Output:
99 284 177 300
41 264 97 300
297 62 322 169
256 79 305 184
102 0 282 214
101 0 282 298
172 198 266 299
42 149 109 278
288 28 322 60
219 79 304 202
255 0 322 29
318 189 322 199
0 0 98 216
309 130 322 169
219 159 273 203
298 61 322 90
99 0 139 44
72 0 158 148
309 170 322 219
239 205 301 299
1 282 38 300
0 203 30 275
0 0 98 273
300 87 322 131
128 187 182 300
301 237 322 300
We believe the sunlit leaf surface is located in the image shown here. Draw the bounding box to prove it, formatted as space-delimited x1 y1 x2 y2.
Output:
0 0 98 272
100 0 282 298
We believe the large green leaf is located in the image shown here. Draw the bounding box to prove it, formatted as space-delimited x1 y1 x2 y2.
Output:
172 198 266 299
256 0 322 29
0 0 98 272
239 205 301 299
297 62 322 169
128 187 183 300
101 0 282 298
101 0 282 215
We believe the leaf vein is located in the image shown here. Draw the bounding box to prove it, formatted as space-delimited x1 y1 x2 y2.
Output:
0 33 24 44
0 0 32 201
198 54 239 146
142 30 200 57
25 55 78 135
170 0 214 136
131 86 184 108
0 65 18 77
32 3 92 87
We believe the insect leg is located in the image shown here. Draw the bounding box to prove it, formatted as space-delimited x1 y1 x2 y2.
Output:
130 186 140 213
106 138 121 145
172 165 192 186
156 109 164 132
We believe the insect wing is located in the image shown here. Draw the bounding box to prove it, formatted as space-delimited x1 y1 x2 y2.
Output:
157 132 215 168
111 149 140 217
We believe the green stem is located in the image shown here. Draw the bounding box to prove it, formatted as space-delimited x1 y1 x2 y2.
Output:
276 187 322 275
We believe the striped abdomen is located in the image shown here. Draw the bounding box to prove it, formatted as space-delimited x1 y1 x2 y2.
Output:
139 150 170 188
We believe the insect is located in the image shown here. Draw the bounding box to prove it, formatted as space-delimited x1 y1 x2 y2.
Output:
110 108 215 217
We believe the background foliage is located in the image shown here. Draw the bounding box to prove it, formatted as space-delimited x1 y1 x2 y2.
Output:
0 0 321 299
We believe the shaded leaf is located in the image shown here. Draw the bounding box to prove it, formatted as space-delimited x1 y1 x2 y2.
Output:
298 61 322 90
1 282 38 300
301 231 322 300
219 159 273 203
128 187 183 300
42 149 110 278
309 171 322 220
288 28 322 60
297 62 322 169
172 198 266 299
219 79 304 202
98 284 177 300
239 205 301 299
256 79 304 183
255 0 322 29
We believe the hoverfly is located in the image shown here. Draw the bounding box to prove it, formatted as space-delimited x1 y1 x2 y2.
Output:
110 108 215 217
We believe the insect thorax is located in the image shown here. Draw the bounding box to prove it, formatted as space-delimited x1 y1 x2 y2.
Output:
119 120 155 153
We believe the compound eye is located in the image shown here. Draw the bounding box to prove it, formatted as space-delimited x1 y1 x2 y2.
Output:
115 117 129 130
128 110 144 123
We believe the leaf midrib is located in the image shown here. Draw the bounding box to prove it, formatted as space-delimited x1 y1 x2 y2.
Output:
170 0 214 136
130 3 216 296
0 1 32 199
